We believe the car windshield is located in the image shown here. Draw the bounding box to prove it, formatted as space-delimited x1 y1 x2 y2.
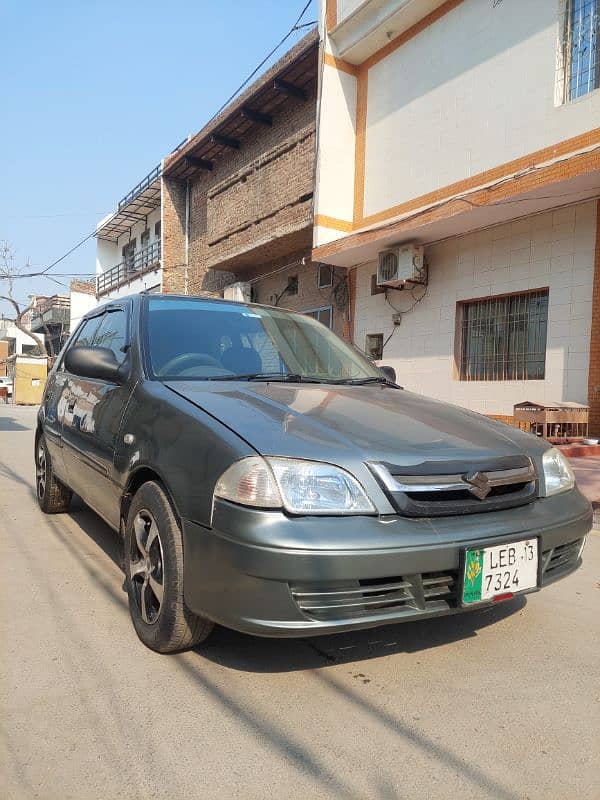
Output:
145 297 383 383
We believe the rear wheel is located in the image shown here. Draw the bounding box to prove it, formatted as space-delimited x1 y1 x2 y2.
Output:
36 435 72 514
124 481 214 653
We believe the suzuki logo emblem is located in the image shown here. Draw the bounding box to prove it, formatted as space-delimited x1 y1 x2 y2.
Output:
464 471 491 500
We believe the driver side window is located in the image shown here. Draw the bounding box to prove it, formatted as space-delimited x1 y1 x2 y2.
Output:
92 310 128 365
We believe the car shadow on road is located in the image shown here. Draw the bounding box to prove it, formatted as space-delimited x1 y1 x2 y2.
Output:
196 596 527 673
0 415 31 432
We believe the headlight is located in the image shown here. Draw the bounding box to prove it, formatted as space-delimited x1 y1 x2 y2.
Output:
214 456 375 515
541 447 575 497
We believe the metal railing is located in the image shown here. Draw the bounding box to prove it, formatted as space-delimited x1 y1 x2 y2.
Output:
117 164 161 211
97 241 161 296
31 296 71 331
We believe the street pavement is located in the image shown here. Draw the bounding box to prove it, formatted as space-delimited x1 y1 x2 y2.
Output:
1 404 599 800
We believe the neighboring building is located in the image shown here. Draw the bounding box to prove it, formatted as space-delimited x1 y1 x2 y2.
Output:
160 31 349 336
314 0 600 431
0 316 46 358
69 279 97 332
29 295 70 355
94 164 165 300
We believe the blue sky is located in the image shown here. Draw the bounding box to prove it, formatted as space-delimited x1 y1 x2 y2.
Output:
0 0 316 313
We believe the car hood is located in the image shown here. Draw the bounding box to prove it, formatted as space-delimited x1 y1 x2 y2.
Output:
165 381 545 469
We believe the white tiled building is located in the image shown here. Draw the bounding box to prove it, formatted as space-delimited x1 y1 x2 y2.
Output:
313 0 600 427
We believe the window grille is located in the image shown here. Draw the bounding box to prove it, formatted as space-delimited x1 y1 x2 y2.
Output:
558 0 599 102
459 290 549 381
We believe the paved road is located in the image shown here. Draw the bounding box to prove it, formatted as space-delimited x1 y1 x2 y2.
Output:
1 404 599 800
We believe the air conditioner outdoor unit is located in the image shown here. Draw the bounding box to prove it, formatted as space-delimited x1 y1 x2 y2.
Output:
223 281 252 303
377 244 426 287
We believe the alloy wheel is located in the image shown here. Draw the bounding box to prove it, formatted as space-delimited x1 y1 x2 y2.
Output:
129 510 165 625
36 442 47 500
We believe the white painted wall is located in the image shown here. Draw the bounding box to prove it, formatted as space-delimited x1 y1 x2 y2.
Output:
96 207 161 275
314 63 357 225
69 290 97 333
0 320 46 355
315 0 600 244
363 0 599 218
354 202 597 415
337 0 367 23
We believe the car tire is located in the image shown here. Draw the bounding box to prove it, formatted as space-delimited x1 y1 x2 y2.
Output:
124 481 214 653
36 434 72 514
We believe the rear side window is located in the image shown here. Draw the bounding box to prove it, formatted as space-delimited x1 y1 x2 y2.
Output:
93 310 128 365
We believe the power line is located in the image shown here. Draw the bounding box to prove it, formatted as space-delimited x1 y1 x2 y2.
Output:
2 1 316 288
213 0 315 117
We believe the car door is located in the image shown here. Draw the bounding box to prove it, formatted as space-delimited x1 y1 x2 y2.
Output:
61 303 133 529
44 315 103 483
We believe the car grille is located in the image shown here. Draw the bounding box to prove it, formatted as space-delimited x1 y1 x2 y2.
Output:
290 571 457 622
370 455 537 517
291 539 584 622
541 538 584 579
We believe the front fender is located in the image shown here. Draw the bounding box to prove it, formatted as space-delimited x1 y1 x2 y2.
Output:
114 381 254 526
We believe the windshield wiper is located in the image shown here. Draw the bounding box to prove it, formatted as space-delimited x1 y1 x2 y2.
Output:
206 372 305 382
332 376 399 387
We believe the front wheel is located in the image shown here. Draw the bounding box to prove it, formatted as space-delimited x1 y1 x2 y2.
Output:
124 481 214 653
36 435 72 514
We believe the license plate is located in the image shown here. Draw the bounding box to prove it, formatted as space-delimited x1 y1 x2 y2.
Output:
462 539 538 604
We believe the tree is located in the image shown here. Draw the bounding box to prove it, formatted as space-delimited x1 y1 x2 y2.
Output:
0 241 48 357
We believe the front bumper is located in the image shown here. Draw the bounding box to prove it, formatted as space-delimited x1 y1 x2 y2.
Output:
182 490 593 637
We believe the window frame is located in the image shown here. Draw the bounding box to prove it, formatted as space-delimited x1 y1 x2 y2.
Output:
303 304 333 329
317 263 333 289
558 0 600 103
454 288 549 382
365 333 384 361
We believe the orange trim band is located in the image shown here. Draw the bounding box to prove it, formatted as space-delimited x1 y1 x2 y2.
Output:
315 214 354 232
312 144 600 261
353 70 368 225
361 127 600 228
323 52 359 77
326 0 337 32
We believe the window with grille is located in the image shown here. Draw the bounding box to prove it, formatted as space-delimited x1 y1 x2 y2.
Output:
458 290 549 381
558 0 599 102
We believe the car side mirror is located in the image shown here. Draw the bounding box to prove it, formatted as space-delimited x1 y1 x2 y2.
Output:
379 365 397 383
64 346 125 384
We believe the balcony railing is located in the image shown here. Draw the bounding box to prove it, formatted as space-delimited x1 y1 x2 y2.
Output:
31 296 70 331
97 241 161 297
117 164 161 211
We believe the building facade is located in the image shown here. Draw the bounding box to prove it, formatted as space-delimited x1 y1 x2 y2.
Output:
92 32 349 337
314 0 600 430
160 31 350 337
0 317 46 358
94 165 164 301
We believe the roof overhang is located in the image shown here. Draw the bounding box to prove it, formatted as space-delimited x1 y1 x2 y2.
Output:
96 166 162 243
163 30 319 181
328 0 449 65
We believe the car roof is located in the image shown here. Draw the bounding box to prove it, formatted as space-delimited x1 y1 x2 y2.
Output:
83 293 298 322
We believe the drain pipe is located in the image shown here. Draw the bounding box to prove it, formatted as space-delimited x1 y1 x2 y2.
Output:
184 178 190 295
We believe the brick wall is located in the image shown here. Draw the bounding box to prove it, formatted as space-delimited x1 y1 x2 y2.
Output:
162 79 317 298
247 248 350 338
588 201 600 436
